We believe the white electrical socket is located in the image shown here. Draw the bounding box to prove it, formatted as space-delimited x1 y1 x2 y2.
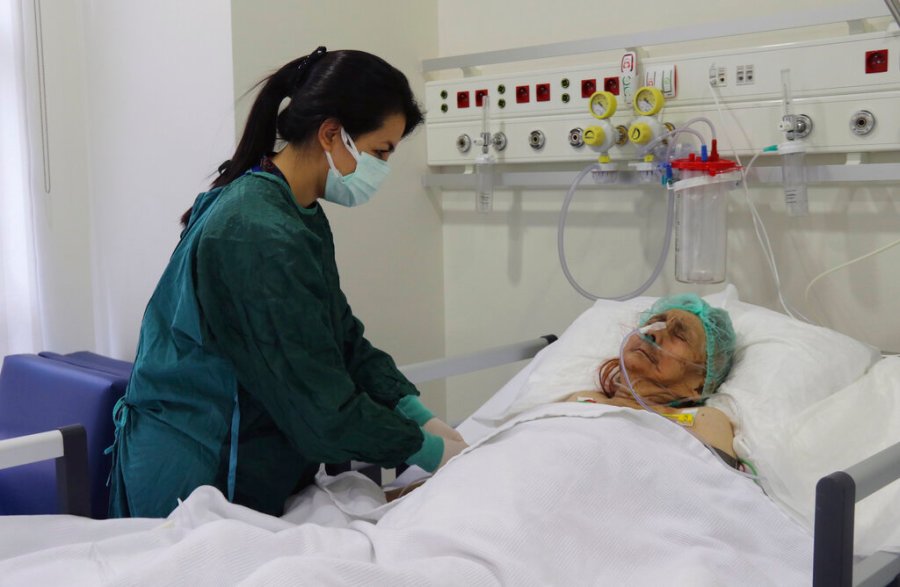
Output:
737 64 755 85
708 63 727 87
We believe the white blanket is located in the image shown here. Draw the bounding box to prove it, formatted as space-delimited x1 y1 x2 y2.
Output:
0 404 812 586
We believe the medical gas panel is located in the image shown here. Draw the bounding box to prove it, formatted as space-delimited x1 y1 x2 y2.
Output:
424 30 900 164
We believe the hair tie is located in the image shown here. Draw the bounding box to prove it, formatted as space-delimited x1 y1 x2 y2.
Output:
291 46 327 89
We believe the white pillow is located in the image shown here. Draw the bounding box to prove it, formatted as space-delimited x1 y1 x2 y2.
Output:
706 288 880 468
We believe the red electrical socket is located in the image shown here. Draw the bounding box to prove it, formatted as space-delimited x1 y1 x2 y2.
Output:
457 91 470 108
474 89 488 107
603 76 620 95
516 85 530 103
866 49 888 74
536 83 551 102
580 79 597 98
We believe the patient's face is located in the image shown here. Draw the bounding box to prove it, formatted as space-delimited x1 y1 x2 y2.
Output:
621 309 707 400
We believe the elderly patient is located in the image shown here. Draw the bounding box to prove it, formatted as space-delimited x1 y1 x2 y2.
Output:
563 293 739 467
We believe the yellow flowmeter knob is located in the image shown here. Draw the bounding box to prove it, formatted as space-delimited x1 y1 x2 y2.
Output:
583 125 608 147
633 86 664 116
588 91 617 120
628 122 653 145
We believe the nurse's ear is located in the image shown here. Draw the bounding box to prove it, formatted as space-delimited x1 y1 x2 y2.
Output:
317 118 343 154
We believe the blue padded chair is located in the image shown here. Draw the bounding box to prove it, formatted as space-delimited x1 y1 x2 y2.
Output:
0 352 131 518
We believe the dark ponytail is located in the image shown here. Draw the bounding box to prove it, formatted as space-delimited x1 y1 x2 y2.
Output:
180 47 424 227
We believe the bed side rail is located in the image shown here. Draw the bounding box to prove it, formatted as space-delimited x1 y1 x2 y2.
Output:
0 425 91 516
813 440 900 587
398 335 557 384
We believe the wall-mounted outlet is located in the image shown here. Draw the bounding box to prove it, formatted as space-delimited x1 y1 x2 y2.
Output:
516 85 530 103
580 79 596 98
736 64 755 85
536 83 551 102
708 64 727 87
603 76 620 95
865 49 888 74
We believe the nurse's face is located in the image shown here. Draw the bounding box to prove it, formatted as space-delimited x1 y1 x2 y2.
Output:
620 309 707 399
326 113 406 176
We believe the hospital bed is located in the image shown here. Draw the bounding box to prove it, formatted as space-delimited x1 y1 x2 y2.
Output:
0 287 898 586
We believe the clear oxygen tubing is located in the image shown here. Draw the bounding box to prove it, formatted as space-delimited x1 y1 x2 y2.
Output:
708 84 814 323
661 117 718 162
639 127 706 160
558 163 675 301
679 116 717 141
617 323 763 481
738 150 814 323
803 237 900 314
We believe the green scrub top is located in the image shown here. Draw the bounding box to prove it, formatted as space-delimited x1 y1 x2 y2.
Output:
107 170 436 518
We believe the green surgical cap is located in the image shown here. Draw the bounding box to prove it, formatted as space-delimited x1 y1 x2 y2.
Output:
639 293 736 397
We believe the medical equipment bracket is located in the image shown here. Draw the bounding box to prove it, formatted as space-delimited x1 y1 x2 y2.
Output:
422 1 890 73
423 163 900 190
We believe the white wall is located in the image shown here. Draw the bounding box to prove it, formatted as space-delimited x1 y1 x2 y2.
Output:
230 0 447 416
436 0 900 422
82 0 236 358
27 0 235 359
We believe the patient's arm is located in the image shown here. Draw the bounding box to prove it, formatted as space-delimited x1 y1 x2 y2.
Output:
690 407 736 459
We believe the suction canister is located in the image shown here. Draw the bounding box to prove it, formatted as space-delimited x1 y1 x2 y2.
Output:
670 143 741 284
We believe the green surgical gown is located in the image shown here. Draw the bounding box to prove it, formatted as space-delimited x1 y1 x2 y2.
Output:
108 170 429 518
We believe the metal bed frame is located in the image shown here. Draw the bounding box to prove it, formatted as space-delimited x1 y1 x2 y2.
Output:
1 336 898 587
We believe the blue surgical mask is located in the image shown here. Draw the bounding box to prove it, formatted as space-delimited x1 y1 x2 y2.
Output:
323 127 390 207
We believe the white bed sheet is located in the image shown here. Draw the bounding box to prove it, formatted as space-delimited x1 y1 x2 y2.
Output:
431 288 899 558
0 403 813 586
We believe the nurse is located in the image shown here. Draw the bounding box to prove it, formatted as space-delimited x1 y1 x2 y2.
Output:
108 47 466 518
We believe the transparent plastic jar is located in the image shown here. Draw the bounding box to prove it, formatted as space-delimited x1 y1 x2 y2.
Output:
670 152 741 284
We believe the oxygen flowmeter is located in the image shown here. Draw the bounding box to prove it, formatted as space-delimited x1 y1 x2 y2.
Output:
628 86 666 147
627 86 667 182
584 91 626 182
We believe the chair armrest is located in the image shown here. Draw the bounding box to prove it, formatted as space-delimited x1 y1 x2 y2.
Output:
0 425 91 516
